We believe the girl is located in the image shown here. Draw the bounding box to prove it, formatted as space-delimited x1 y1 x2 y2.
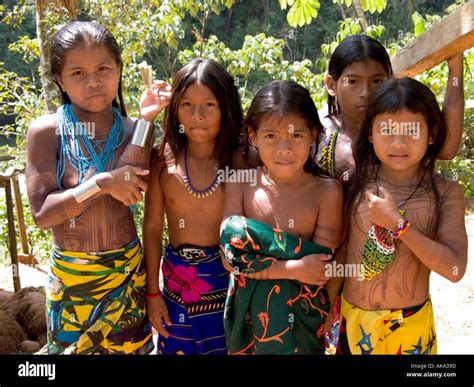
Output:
220 80 343 354
143 59 244 355
319 34 464 351
318 34 464 180
338 77 467 354
26 21 157 354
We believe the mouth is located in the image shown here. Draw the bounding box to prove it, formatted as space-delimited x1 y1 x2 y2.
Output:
355 105 367 111
389 154 408 160
274 160 295 165
190 127 207 131
88 93 106 100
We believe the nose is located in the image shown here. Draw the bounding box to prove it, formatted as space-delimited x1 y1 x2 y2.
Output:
391 135 407 148
359 80 370 100
86 74 102 89
276 138 292 155
191 106 204 122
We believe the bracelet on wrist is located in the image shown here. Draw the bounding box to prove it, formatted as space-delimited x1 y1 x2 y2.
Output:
393 218 411 239
72 177 101 203
145 290 162 299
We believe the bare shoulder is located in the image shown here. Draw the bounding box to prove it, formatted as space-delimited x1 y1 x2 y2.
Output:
28 113 58 137
27 113 59 149
432 173 465 201
310 174 342 195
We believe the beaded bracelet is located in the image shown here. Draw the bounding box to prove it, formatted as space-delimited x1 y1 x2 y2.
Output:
393 218 411 239
145 290 162 299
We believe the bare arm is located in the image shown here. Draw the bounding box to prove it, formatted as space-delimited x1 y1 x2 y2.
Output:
26 117 149 230
26 117 105 229
438 54 464 160
398 182 467 282
143 161 166 294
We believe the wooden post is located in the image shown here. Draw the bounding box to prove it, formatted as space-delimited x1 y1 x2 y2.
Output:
12 173 29 255
3 178 21 292
391 2 474 77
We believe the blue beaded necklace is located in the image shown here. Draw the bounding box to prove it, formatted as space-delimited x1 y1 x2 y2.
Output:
56 104 126 190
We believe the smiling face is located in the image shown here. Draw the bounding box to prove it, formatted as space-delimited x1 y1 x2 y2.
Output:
177 82 222 144
327 59 387 123
370 109 431 174
249 113 315 181
57 44 120 113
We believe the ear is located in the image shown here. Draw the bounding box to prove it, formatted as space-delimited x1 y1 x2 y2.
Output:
325 74 337 97
428 136 434 145
368 129 373 143
57 76 65 91
248 128 258 148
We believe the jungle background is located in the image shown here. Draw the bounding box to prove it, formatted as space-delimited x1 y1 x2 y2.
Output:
0 0 472 287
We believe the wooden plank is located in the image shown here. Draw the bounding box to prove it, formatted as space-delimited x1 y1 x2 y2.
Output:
4 180 21 292
391 2 474 77
12 175 30 255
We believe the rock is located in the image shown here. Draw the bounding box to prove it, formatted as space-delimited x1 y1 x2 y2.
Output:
0 310 26 354
21 340 42 354
9 287 47 343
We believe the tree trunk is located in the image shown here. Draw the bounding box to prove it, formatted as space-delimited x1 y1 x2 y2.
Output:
225 7 233 37
35 4 56 113
353 0 369 31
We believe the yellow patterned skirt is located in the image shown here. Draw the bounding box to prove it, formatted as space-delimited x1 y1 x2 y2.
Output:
46 237 153 354
337 294 437 355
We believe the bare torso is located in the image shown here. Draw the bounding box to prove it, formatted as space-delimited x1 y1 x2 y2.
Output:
343 173 457 310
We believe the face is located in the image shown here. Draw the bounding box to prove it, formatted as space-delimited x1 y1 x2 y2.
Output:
249 114 315 180
326 59 387 122
370 109 431 173
57 44 120 113
177 82 221 144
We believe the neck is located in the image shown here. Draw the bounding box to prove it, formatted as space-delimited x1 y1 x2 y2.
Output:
262 166 307 186
378 164 424 186
340 113 360 141
186 140 215 161
71 104 115 138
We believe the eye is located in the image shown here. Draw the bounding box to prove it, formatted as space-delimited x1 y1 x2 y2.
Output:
98 66 110 72
373 78 384 85
291 133 303 138
264 133 276 139
349 79 357 85
71 70 84 76
180 101 191 107
205 102 217 107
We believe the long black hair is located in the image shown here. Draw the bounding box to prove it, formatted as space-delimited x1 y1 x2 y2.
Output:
345 77 447 236
158 58 243 169
327 35 392 117
50 21 127 116
243 80 329 177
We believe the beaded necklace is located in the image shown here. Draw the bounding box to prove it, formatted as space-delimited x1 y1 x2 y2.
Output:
56 104 125 190
182 144 220 199
360 165 425 280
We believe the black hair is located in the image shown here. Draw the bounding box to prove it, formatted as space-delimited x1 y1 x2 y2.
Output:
243 80 329 177
158 58 243 168
327 34 392 117
50 21 127 116
345 77 447 238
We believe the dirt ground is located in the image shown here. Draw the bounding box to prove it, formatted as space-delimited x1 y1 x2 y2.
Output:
1 215 473 354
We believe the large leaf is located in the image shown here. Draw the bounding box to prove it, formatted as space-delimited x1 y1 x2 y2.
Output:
333 0 386 14
286 0 320 27
412 11 425 37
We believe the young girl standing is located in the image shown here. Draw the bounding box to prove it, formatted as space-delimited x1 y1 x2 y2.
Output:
318 34 464 179
143 59 243 355
338 77 467 354
220 80 343 354
26 22 156 354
